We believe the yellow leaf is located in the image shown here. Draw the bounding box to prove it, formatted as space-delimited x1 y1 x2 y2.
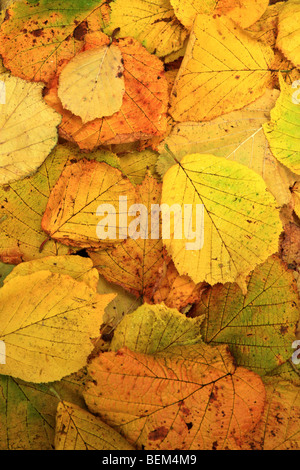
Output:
42 159 136 249
162 153 282 285
55 402 134 450
4 255 99 290
119 150 160 185
0 74 61 185
105 0 188 57
170 0 269 30
0 144 119 264
0 373 87 450
97 275 142 335
277 0 300 69
170 14 274 122
58 44 125 123
84 344 265 450
0 271 115 383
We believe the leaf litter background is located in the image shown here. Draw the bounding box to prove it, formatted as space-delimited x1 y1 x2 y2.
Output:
0 0 299 451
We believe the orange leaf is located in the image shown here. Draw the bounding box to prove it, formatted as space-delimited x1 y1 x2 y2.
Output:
44 34 169 150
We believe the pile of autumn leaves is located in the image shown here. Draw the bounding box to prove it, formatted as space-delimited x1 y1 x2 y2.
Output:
0 0 300 451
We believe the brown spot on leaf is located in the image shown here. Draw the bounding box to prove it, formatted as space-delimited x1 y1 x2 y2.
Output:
148 426 169 441
31 29 43 37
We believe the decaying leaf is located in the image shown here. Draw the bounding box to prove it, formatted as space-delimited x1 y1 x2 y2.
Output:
0 74 61 185
162 153 282 285
0 372 87 450
0 144 118 264
84 344 265 450
55 402 134 450
246 2 285 47
193 255 300 375
58 43 125 123
0 0 106 84
0 271 114 382
44 34 169 150
170 14 274 122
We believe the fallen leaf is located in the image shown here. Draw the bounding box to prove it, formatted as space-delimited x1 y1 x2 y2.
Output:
170 0 269 30
42 159 136 249
169 14 274 122
105 0 188 57
192 255 300 375
0 144 118 264
0 271 115 382
264 74 300 175
280 223 300 269
161 153 282 285
83 344 265 450
277 0 300 69
246 2 285 47
58 42 125 123
4 255 99 290
44 35 169 150
0 0 105 84
0 74 61 185
158 90 295 206
240 379 300 450
110 303 204 354
55 401 135 450
119 149 160 185
88 174 165 297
